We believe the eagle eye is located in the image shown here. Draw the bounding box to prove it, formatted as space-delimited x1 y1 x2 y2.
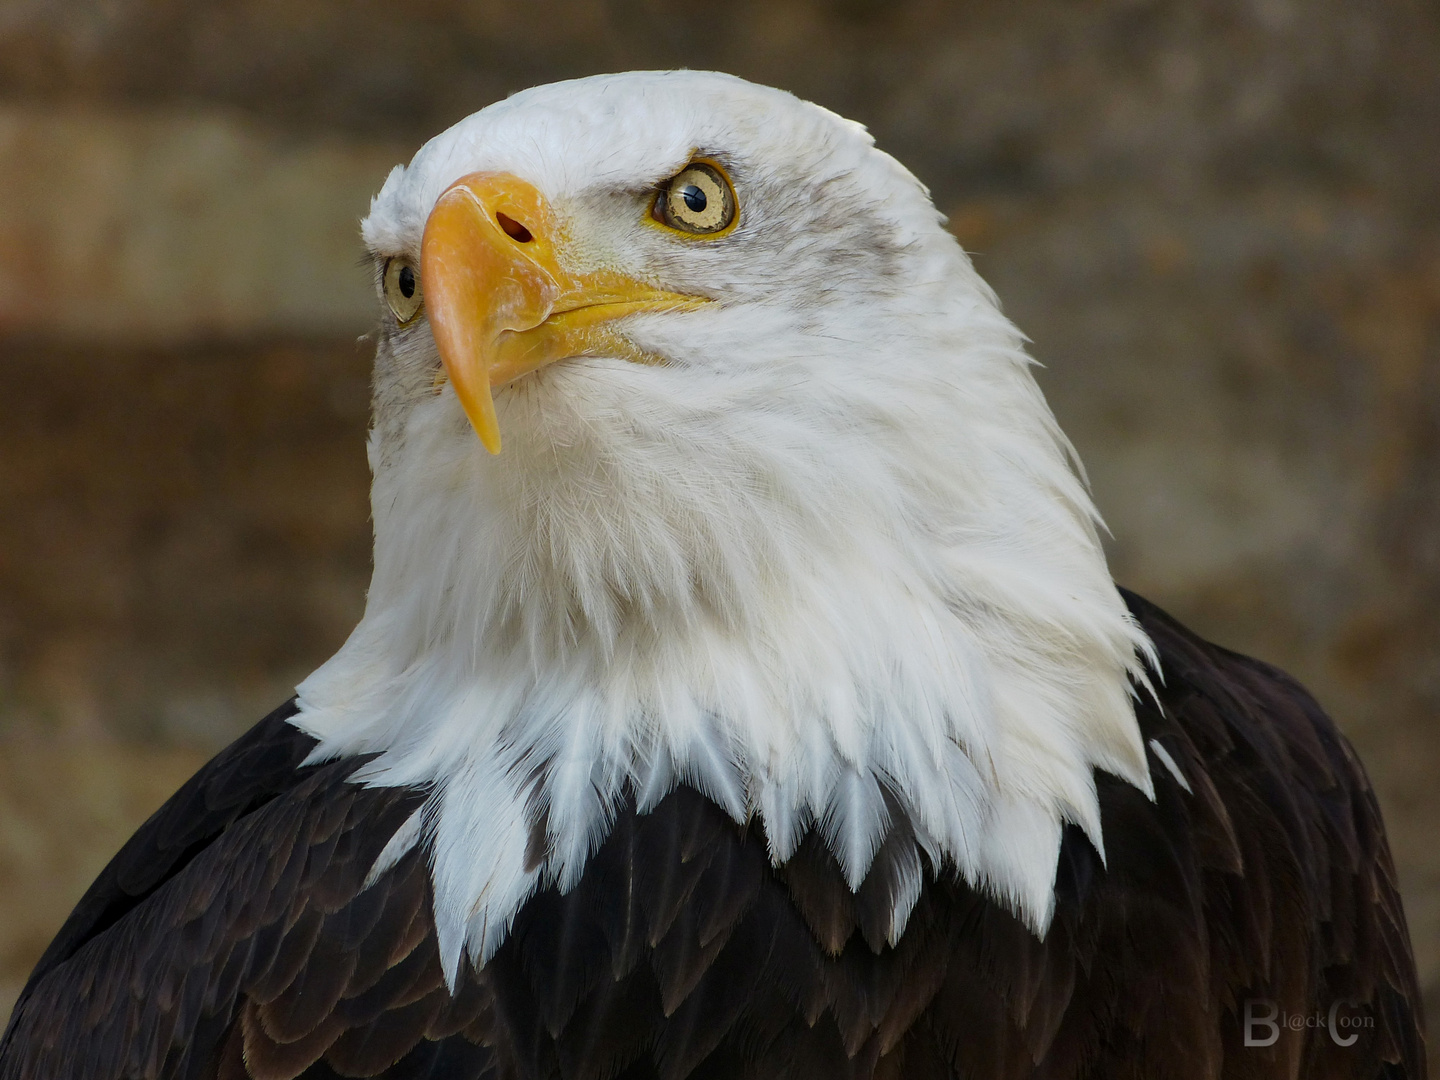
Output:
383 257 423 325
653 160 737 237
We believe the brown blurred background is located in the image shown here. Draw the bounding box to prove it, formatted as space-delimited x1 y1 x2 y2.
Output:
0 0 1436 1058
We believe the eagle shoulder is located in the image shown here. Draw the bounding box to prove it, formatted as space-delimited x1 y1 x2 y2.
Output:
0 701 438 1080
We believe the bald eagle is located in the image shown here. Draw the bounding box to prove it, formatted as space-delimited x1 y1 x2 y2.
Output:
0 72 1424 1080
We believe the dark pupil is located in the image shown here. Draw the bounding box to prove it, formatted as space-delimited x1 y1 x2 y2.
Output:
679 183 707 214
398 264 416 299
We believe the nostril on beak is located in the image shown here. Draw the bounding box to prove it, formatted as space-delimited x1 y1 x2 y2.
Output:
495 212 533 243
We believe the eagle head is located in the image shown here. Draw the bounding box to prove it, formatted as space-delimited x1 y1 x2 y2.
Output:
296 71 1155 976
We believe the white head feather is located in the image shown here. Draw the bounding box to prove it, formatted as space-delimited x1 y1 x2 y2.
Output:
292 70 1155 984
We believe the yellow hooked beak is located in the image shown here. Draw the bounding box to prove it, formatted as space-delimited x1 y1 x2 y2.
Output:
420 172 707 453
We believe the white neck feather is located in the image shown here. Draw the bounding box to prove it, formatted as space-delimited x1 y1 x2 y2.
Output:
293 242 1154 987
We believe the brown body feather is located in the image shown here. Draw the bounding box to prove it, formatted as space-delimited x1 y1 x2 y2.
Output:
0 592 1425 1079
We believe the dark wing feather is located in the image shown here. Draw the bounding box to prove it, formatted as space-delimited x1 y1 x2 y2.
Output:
1121 588 1427 1078
0 705 432 1080
0 589 1426 1079
20 700 316 992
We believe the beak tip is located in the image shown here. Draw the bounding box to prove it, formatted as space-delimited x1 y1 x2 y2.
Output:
469 403 503 455
447 376 503 455
463 404 502 455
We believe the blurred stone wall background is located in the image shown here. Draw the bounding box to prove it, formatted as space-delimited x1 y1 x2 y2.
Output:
0 0 1435 1057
